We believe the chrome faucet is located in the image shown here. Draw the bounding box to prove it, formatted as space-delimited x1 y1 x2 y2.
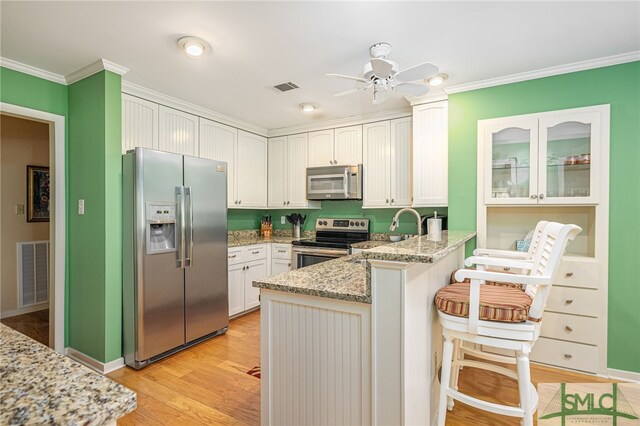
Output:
389 208 423 236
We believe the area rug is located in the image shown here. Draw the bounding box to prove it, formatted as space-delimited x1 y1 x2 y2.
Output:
247 365 261 379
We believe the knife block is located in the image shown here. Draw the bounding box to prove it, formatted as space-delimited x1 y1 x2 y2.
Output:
261 223 272 239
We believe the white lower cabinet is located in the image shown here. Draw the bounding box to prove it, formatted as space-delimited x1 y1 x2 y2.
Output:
228 244 268 317
243 259 266 310
271 258 292 276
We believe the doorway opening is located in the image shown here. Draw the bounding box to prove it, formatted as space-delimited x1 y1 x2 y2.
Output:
0 103 65 353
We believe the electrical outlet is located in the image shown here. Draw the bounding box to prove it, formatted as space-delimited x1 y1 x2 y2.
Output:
78 199 85 215
281 216 285 224
15 204 25 214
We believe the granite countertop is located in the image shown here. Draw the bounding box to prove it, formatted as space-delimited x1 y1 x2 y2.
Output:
350 240 392 250
253 230 476 304
0 324 136 425
253 253 371 303
362 231 476 263
227 229 313 248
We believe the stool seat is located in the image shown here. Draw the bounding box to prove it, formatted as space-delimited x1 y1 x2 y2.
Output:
436 282 532 323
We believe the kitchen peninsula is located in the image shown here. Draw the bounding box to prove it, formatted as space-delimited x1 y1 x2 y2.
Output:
253 230 476 425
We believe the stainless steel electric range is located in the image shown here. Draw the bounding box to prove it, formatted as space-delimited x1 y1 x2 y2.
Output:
291 218 369 269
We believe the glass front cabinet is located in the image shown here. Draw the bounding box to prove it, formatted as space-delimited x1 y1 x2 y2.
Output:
481 106 605 205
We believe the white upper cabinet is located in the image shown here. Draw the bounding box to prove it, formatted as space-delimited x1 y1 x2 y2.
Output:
334 125 363 165
480 106 605 205
286 133 310 207
308 126 363 167
390 118 412 207
199 118 238 207
158 105 199 156
268 137 287 207
308 130 334 167
268 134 319 208
121 94 158 153
412 101 448 207
237 130 268 208
363 121 392 207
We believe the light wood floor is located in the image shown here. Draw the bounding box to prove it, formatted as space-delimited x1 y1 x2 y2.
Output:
110 310 612 425
1 309 49 346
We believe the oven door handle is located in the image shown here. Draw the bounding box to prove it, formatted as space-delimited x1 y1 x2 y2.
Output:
292 247 350 256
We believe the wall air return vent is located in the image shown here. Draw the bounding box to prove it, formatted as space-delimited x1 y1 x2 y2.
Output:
17 240 49 308
272 82 299 93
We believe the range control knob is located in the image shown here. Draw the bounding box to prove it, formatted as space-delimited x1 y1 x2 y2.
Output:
350 221 355 226
360 221 366 227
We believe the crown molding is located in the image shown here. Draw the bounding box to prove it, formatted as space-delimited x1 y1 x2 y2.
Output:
66 59 129 84
444 51 640 95
122 81 269 137
0 57 67 85
405 89 449 106
268 107 412 137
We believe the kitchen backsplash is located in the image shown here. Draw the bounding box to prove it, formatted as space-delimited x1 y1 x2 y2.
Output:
228 200 447 235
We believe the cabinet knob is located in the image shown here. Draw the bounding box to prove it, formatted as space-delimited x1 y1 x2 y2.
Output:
234 200 238 204
565 326 573 332
287 201 290 205
386 199 389 204
242 266 246 270
564 354 573 359
565 272 574 277
283 201 286 206
503 267 511 271
539 193 545 199
330 160 333 165
246 265 250 270
229 254 237 258
391 198 394 203
565 299 574 304
334 160 337 165
530 194 538 199
287 263 291 267
252 251 260 254
278 250 286 253
238 200 241 205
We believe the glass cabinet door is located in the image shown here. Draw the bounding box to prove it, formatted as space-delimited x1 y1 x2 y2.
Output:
483 118 539 204
538 112 600 204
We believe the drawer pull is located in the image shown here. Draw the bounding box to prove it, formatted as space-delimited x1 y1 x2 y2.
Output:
564 299 574 304
252 251 260 254
503 267 511 271
565 326 573 332
565 272 574 277
278 250 287 253
229 255 237 258
564 354 573 359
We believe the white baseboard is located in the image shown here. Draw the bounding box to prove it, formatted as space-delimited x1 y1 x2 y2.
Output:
607 368 640 383
66 347 125 374
0 302 48 319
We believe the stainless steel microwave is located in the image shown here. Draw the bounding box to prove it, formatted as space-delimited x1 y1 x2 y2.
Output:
306 164 363 200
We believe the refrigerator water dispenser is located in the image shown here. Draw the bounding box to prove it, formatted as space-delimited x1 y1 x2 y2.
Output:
146 203 177 254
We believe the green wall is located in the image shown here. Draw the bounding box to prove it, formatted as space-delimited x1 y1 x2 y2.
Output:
229 202 446 235
447 61 640 373
68 71 122 362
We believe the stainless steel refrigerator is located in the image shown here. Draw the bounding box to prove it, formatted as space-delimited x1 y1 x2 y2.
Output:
123 147 228 369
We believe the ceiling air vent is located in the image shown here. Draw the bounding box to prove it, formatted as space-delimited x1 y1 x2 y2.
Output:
272 82 299 93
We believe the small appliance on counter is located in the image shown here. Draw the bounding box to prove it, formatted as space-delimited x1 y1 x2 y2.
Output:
421 212 448 235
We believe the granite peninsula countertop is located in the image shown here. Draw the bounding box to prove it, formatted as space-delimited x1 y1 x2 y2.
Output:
253 230 476 304
0 324 136 426
350 240 392 250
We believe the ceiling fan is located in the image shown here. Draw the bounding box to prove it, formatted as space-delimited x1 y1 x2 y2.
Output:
327 42 440 104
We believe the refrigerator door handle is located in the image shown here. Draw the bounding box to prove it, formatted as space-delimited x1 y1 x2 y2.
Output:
185 186 194 267
176 186 186 269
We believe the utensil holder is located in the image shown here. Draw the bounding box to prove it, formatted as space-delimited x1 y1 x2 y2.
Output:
293 224 301 239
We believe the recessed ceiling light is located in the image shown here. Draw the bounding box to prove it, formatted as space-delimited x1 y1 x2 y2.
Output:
427 73 449 87
300 103 317 113
178 36 208 58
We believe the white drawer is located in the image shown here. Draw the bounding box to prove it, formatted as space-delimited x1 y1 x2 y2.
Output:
546 286 600 317
555 259 599 289
227 247 244 265
531 337 598 373
244 244 266 260
541 312 600 345
272 243 292 260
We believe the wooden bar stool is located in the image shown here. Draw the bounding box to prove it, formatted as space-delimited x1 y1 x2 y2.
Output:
435 222 581 426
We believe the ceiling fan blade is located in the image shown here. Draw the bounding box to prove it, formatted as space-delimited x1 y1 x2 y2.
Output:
334 88 361 97
393 82 430 97
370 58 394 78
395 62 439 83
326 73 368 83
373 88 390 105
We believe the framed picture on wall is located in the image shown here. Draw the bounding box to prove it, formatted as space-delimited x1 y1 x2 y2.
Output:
27 165 50 222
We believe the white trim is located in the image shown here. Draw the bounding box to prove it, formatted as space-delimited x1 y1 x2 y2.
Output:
66 347 125 374
122 81 269 137
607 368 640 383
405 89 449 106
445 51 640 95
1 102 66 355
0 302 48 319
0 57 67 85
65 59 129 84
268 108 411 137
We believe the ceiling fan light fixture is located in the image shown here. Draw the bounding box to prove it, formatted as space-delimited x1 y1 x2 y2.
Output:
178 36 207 58
300 103 317 113
427 73 448 86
